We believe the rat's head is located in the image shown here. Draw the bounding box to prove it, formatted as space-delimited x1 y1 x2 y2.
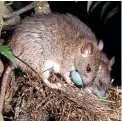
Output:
74 38 104 86
91 56 115 98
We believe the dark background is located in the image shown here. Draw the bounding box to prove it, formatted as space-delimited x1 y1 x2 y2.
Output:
10 1 121 86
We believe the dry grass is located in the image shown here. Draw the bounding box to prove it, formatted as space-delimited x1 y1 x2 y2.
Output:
3 71 121 121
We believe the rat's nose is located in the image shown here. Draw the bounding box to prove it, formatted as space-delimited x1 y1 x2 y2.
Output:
99 90 106 97
83 78 93 86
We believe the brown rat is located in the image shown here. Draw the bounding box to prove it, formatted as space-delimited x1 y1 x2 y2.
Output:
66 14 115 96
89 53 115 98
7 13 104 88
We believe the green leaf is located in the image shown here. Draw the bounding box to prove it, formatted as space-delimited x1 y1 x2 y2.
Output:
87 1 102 14
87 1 93 13
104 6 119 24
0 45 17 68
0 114 4 121
100 2 113 20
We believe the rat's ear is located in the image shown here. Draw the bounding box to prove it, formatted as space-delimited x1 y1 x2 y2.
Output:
99 60 109 74
108 56 115 71
80 43 93 57
99 60 105 70
98 40 104 51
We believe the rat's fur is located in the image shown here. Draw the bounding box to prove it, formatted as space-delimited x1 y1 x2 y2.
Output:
91 54 115 97
8 13 108 88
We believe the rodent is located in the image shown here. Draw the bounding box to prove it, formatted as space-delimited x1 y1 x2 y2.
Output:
64 14 115 98
90 53 115 98
7 13 104 89
65 14 115 98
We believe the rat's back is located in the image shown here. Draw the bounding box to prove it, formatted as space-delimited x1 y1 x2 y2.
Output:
8 13 101 86
9 13 79 72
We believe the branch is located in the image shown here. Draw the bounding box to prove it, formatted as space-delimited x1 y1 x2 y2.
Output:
3 1 38 19
0 65 12 113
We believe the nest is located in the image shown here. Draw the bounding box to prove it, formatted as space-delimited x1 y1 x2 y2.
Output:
3 71 121 121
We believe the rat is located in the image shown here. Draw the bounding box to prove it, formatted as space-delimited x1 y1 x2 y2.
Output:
70 53 115 99
86 53 115 99
64 14 115 98
5 13 104 89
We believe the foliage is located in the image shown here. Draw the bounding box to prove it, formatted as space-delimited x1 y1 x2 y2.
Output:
87 1 120 24
0 44 17 68
0 114 4 121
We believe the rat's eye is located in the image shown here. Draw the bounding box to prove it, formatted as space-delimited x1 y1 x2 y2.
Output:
87 64 91 73
99 81 102 86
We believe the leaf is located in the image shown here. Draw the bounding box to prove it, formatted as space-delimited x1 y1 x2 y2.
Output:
100 2 113 20
0 114 4 121
0 45 17 68
87 1 93 13
104 6 119 24
87 1 102 14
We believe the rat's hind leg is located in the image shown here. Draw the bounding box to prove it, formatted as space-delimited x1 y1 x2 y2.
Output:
41 70 62 89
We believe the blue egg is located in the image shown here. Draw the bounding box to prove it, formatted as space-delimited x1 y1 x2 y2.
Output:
71 66 83 87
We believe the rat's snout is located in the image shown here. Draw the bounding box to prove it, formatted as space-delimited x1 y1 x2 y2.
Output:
91 84 108 99
98 90 106 97
95 88 109 99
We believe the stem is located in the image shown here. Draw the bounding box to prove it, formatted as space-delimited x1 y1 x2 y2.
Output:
3 2 38 19
0 65 12 113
